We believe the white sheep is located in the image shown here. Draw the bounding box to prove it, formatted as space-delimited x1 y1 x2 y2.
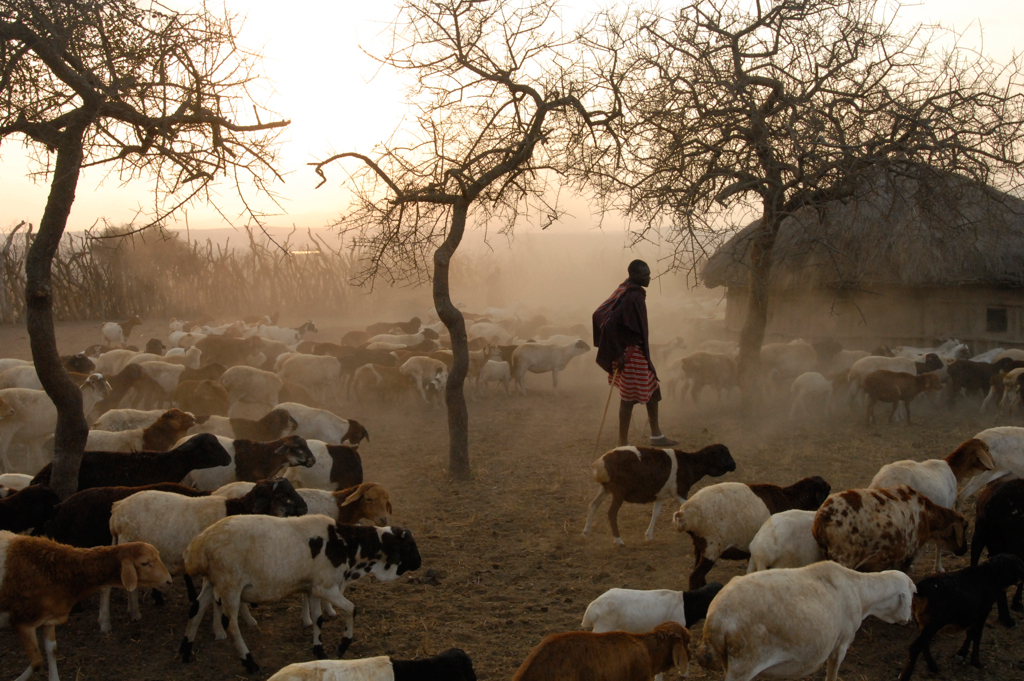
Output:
101 315 142 348
477 359 512 394
870 438 994 511
871 436 993 572
92 408 166 432
172 331 207 349
188 415 234 438
267 650 477 681
672 482 771 580
672 478 831 589
0 365 42 390
281 439 363 492
0 358 32 375
273 352 301 373
789 372 833 418
219 365 283 408
84 409 196 454
103 479 307 632
276 355 342 405
137 360 186 397
180 517 420 673
256 321 317 345
467 321 514 345
511 339 590 394
695 561 915 681
582 583 723 637
0 473 32 492
210 479 392 628
366 331 427 346
397 357 448 402
128 346 202 370
275 402 368 446
0 376 111 473
847 355 917 389
93 349 139 376
746 510 821 572
956 427 1024 510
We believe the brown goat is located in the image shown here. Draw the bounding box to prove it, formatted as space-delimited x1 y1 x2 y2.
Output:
321 482 392 526
173 380 230 417
0 534 171 681
229 408 298 442
279 380 319 407
141 408 197 451
512 622 690 681
863 370 943 425
352 363 416 403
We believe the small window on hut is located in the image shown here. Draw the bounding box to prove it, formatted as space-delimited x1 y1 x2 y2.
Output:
987 308 1008 333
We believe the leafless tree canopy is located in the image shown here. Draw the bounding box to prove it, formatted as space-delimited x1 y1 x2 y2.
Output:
586 0 1024 272
0 0 288 498
0 0 289 226
312 0 617 478
313 0 617 286
580 0 1024 407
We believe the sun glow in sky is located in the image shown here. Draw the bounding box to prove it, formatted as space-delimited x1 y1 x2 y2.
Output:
1 0 1023 234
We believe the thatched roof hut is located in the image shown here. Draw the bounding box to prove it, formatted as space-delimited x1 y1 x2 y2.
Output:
701 170 1024 350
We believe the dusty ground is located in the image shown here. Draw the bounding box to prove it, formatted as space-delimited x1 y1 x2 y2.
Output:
2 317 1024 681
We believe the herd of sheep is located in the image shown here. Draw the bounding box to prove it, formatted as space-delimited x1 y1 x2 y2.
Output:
1 308 1024 681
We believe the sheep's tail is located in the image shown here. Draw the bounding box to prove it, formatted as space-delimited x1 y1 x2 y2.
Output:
580 603 597 630
591 458 610 485
182 540 209 579
695 632 724 671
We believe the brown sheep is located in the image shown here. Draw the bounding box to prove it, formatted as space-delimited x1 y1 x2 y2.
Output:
863 370 943 425
172 380 230 417
0 534 171 681
512 622 690 681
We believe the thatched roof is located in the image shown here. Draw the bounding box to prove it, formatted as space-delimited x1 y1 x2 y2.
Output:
701 170 1024 290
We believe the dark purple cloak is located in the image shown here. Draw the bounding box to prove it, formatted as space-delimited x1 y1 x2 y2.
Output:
592 279 656 377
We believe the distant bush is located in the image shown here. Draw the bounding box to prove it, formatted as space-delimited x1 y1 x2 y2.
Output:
0 222 360 323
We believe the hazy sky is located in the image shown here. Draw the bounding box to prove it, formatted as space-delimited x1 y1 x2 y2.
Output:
2 0 1022 235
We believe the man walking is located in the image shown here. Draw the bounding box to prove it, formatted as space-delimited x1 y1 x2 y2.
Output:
593 259 678 447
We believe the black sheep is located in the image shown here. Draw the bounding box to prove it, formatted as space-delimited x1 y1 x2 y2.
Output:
971 478 1024 608
0 485 61 534
900 554 1024 680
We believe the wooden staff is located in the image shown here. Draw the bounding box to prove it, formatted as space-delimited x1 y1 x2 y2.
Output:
593 368 619 456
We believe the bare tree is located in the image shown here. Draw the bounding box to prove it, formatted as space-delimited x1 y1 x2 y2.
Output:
586 0 1024 408
0 0 288 497
312 0 616 479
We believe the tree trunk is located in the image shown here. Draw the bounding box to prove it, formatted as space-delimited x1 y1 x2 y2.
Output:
736 213 779 414
433 200 471 480
26 123 90 499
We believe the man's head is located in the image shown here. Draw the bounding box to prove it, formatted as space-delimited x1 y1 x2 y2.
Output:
628 259 651 288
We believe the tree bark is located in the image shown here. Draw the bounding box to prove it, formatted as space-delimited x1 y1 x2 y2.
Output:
26 121 91 499
736 214 778 414
433 200 471 480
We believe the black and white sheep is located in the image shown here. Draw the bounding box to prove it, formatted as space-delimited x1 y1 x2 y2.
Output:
180 518 421 673
582 444 736 546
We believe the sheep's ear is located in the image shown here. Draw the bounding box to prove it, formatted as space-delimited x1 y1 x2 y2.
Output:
672 638 690 676
386 501 393 515
341 487 364 506
121 558 138 592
